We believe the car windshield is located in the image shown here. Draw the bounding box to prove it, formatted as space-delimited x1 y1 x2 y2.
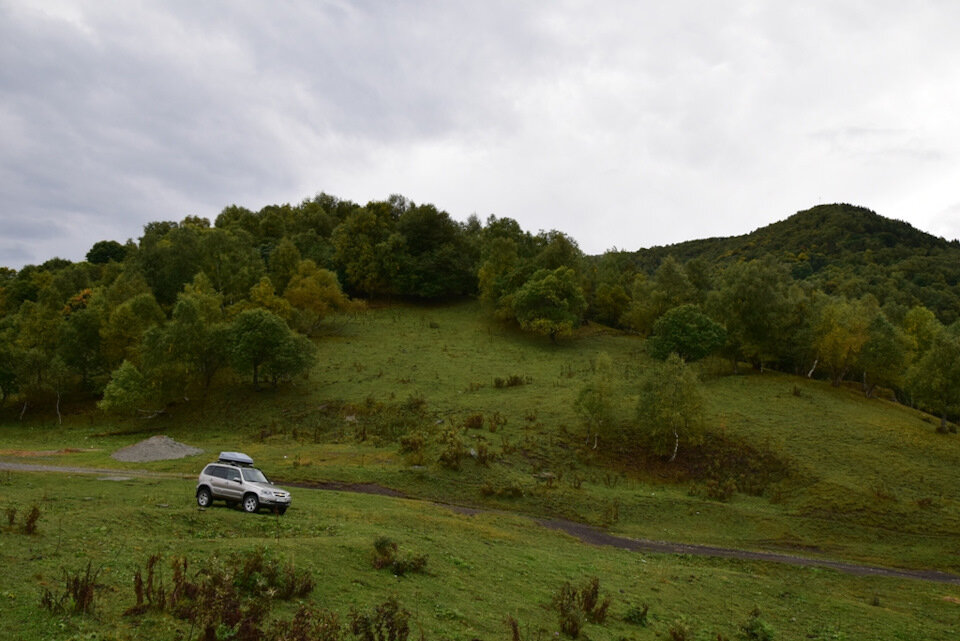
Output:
241 467 269 484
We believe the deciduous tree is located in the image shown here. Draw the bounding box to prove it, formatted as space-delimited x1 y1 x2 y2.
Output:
634 354 703 461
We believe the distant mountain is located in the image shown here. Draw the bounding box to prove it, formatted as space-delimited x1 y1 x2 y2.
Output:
628 203 960 322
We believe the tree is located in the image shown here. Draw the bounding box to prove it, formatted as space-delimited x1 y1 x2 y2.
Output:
262 332 318 386
573 352 616 449
98 360 155 415
85 240 128 264
511 267 587 341
812 297 873 386
283 260 353 334
145 275 232 396
245 277 293 321
100 292 165 367
620 257 696 335
59 303 105 390
634 354 703 461
268 237 302 294
331 204 396 296
588 283 630 327
709 258 791 372
230 309 317 388
906 328 960 432
648 304 726 362
394 203 477 298
198 227 264 305
477 237 523 316
858 313 910 397
902 305 940 357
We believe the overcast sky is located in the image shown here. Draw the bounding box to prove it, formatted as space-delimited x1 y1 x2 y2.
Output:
3 1 960 269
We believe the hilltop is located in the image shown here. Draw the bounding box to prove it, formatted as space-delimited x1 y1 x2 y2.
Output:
621 203 960 321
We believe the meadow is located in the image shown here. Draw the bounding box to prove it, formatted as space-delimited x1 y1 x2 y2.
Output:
2 301 960 639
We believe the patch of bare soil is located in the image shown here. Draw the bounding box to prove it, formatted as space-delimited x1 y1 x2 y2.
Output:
111 435 203 462
0 448 99 457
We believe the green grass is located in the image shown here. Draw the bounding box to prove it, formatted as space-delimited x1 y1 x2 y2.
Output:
2 471 959 640
3 301 960 637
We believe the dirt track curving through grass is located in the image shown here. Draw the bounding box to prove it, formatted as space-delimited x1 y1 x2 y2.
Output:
3 459 959 586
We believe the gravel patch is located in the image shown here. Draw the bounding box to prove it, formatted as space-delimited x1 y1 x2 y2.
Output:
111 435 203 463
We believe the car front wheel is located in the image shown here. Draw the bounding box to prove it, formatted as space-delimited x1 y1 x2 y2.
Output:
242 494 260 513
197 487 212 508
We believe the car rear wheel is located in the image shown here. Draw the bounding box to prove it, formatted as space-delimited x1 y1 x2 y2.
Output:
242 494 260 513
197 487 212 508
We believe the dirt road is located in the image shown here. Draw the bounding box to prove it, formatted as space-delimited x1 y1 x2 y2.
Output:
3 460 959 586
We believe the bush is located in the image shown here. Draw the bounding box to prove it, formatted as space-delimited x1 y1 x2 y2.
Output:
438 430 466 470
349 597 410 641
464 413 484 429
370 538 427 576
695 477 737 502
22 505 40 534
623 603 649 626
493 374 530 389
123 548 315 640
740 608 775 640
267 605 343 641
553 582 583 638
553 577 612 637
40 561 101 615
669 620 691 641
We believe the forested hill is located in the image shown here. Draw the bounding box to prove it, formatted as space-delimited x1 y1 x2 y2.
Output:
622 203 960 319
631 203 956 266
3 194 960 426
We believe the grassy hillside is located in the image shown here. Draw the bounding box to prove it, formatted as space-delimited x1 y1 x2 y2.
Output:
3 301 960 638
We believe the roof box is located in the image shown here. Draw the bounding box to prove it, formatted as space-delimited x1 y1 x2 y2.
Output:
218 451 254 466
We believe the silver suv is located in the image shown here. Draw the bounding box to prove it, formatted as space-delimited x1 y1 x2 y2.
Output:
195 452 292 515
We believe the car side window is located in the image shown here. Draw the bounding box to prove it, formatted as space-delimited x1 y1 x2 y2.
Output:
227 468 241 482
204 465 221 478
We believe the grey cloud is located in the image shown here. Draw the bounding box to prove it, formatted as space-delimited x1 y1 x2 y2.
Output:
3 1 960 267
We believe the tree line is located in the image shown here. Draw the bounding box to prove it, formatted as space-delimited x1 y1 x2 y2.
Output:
1 195 958 427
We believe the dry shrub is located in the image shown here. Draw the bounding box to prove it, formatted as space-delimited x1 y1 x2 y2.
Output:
40 561 101 615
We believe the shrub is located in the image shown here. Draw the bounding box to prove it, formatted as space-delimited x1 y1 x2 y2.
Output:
668 620 691 641
349 597 410 641
553 577 612 637
493 374 530 389
553 582 583 638
370 538 427 576
623 603 649 626
464 413 484 430
488 412 507 432
740 608 775 640
22 505 40 534
267 605 343 641
696 477 737 502
124 548 315 640
372 537 398 569
438 430 466 470
398 432 425 454
40 561 101 615
578 577 611 624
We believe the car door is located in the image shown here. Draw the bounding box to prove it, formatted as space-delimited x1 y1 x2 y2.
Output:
206 465 230 499
223 466 244 500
